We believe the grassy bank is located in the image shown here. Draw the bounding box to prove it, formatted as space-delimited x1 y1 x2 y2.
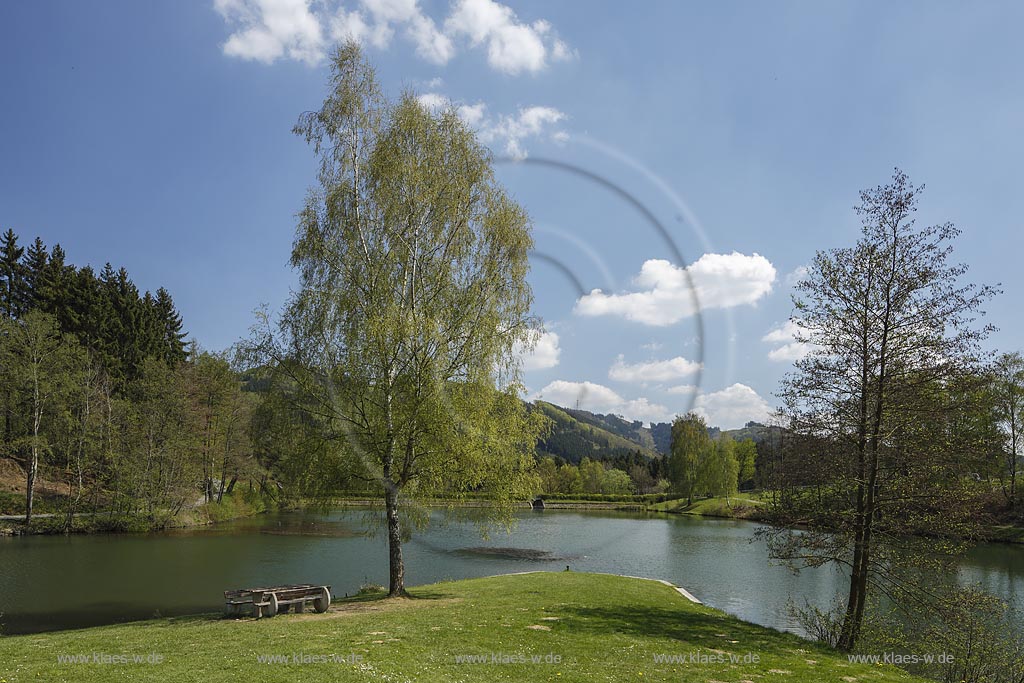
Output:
646 492 767 520
0 490 271 536
0 572 925 682
648 493 1024 546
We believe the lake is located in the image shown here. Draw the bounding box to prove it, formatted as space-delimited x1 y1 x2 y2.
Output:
1 508 1022 635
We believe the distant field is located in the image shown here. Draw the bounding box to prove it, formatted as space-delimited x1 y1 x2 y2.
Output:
647 492 767 519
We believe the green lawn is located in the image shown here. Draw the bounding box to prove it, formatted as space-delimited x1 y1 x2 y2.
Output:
647 492 766 519
0 571 924 682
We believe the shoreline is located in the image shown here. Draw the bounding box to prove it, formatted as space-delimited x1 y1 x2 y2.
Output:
5 495 1022 546
0 497 269 537
0 571 927 682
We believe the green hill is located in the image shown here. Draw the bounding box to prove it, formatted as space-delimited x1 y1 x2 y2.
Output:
536 404 782 460
559 405 660 450
720 422 785 445
534 401 661 463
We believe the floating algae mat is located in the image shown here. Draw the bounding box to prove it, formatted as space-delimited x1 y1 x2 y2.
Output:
455 546 569 561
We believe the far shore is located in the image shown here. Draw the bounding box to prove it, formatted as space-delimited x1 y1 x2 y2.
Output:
5 494 1022 546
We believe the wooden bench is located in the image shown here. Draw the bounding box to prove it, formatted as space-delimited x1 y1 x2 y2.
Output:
224 584 332 618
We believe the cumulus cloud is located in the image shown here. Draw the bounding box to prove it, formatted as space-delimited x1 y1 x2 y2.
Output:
215 0 572 72
694 383 773 430
666 384 698 395
417 94 566 158
513 330 561 371
575 253 777 326
325 0 455 63
416 92 449 111
785 265 809 287
445 0 573 74
762 319 811 362
455 101 487 126
215 0 325 65
533 380 671 425
479 105 566 158
608 355 702 383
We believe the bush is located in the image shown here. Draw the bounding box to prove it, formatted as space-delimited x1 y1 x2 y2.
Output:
200 490 271 524
854 586 1024 683
787 598 845 648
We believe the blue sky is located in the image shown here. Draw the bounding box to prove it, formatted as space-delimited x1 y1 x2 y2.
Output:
2 1 1023 429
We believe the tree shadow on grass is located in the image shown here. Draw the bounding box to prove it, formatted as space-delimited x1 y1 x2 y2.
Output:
554 604 821 659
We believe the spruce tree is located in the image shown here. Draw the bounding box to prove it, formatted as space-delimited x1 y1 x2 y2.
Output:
96 263 123 385
22 236 49 311
154 287 187 365
39 243 74 322
0 228 27 319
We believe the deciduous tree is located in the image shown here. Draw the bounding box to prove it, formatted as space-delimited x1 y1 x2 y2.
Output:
766 169 997 650
252 43 545 596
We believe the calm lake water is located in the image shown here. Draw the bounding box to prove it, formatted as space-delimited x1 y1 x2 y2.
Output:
1 508 1022 635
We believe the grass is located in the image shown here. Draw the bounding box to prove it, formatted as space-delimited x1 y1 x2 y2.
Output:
0 491 271 536
647 492 766 519
989 523 1024 544
0 571 925 682
0 490 64 516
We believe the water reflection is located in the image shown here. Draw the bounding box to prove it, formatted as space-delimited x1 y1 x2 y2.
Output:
1 508 1021 636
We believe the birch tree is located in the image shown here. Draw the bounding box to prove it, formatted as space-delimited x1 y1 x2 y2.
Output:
0 311 85 523
253 43 545 596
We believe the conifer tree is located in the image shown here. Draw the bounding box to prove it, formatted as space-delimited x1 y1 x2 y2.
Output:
22 236 49 310
0 228 27 319
154 287 187 365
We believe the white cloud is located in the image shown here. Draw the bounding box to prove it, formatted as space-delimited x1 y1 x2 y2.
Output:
513 330 561 371
456 101 487 127
328 0 453 63
608 355 702 383
666 384 698 395
575 253 777 326
329 7 391 48
478 105 566 159
401 11 455 64
416 92 449 111
445 0 573 74
420 96 565 158
694 383 773 430
216 0 572 73
533 380 671 425
762 319 811 362
785 265 809 287
215 0 325 65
